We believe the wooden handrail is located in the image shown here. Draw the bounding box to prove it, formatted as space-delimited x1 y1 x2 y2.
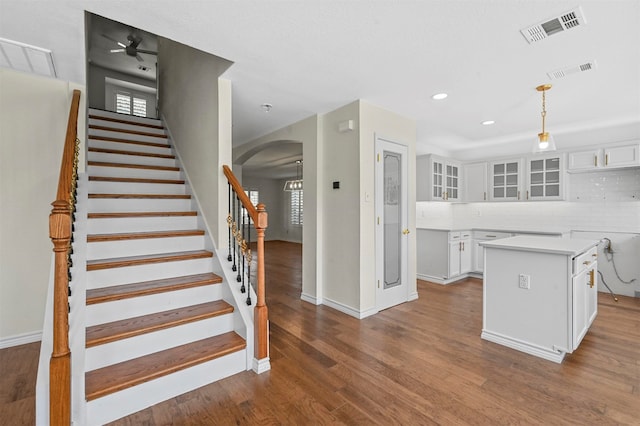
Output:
49 89 81 426
222 165 269 363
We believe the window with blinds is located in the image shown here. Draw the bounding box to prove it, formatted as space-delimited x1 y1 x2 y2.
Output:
115 91 147 117
290 190 303 226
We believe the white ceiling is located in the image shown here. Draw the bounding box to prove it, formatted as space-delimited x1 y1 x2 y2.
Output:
2 1 639 170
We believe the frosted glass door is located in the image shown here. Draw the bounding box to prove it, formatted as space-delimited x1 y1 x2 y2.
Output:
384 151 401 289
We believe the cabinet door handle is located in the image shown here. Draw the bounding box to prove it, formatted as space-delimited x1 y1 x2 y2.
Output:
462 242 465 251
583 260 591 266
402 229 410 235
594 155 598 167
517 191 520 200
526 190 529 200
589 269 595 288
605 153 609 166
484 191 486 201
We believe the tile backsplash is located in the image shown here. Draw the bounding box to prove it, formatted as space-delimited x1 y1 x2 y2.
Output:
417 168 640 233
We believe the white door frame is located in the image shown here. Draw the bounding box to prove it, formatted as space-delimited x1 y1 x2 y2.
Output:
375 135 409 311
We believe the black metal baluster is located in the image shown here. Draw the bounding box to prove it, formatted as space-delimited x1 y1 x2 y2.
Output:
240 206 246 291
236 195 242 283
231 194 237 272
246 212 252 305
227 183 232 262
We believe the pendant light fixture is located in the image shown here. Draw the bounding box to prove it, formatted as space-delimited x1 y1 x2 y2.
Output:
532 84 557 152
283 160 303 191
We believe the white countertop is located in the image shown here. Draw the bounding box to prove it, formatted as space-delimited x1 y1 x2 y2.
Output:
479 235 599 255
417 226 569 236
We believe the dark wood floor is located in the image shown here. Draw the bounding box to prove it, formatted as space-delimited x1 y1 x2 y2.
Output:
2 240 639 425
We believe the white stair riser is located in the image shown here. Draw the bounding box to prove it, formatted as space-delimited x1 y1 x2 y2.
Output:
88 152 177 168
89 109 162 127
87 235 205 259
87 165 181 181
87 216 198 234
88 139 172 155
86 283 223 326
88 128 169 145
88 181 186 195
88 198 192 213
87 257 213 288
88 118 166 137
86 350 246 425
85 313 235 371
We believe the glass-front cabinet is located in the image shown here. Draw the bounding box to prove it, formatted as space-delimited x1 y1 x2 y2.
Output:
417 155 461 201
490 159 522 201
526 154 565 200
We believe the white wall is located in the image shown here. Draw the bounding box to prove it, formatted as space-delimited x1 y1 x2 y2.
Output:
241 176 292 242
158 37 233 248
359 101 417 313
0 69 85 344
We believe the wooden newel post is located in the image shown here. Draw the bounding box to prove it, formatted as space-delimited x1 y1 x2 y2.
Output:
49 200 72 426
254 203 269 360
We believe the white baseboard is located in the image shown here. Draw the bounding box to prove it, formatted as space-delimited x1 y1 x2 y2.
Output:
408 291 419 301
481 330 566 364
416 272 480 285
0 331 42 349
300 292 321 305
323 297 377 319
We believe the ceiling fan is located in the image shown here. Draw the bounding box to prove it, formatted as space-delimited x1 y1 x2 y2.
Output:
103 33 157 62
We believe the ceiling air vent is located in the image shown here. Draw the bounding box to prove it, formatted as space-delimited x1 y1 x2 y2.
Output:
520 7 586 43
547 60 597 80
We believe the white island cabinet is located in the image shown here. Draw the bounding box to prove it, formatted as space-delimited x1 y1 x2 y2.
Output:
480 236 599 363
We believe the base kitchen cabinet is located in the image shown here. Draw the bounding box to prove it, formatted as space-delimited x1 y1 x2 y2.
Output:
481 236 599 363
417 229 470 284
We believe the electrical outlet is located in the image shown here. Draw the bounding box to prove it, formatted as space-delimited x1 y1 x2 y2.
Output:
519 274 530 289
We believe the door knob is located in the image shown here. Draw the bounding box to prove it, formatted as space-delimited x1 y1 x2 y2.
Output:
402 229 410 235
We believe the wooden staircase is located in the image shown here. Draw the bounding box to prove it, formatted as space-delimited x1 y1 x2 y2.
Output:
81 109 247 424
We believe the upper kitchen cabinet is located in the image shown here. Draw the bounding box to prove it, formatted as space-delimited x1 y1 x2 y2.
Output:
463 162 488 202
417 155 461 201
567 143 640 172
525 154 565 201
489 159 523 201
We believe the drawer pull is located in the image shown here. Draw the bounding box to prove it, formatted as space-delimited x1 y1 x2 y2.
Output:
589 269 595 288
583 260 591 266
486 235 497 238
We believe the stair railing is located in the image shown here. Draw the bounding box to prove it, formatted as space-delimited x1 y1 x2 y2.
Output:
49 89 81 425
222 165 269 365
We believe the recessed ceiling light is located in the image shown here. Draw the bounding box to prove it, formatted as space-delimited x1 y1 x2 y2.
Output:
261 103 273 112
481 120 495 126
431 93 448 100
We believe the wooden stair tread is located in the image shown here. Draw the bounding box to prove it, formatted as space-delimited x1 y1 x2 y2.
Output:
89 193 190 199
86 273 222 305
88 229 204 242
85 332 246 401
89 135 170 149
89 114 164 130
87 250 213 271
89 124 168 139
88 211 197 219
88 161 179 172
88 147 175 159
86 300 234 348
89 176 185 185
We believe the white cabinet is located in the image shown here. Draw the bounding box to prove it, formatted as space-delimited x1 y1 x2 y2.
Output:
448 231 471 277
417 229 470 284
525 154 565 201
417 155 461 201
481 236 599 363
567 143 640 172
489 159 523 201
463 162 488 202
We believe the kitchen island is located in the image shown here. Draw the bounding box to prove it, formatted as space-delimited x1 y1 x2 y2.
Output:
480 236 599 363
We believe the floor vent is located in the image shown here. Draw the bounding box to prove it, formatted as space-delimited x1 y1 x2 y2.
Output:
520 7 586 43
547 60 597 80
